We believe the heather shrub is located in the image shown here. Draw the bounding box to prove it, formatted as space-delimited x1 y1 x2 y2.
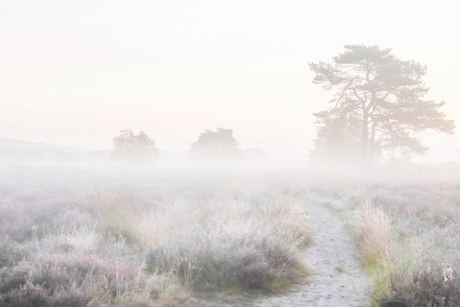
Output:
0 252 166 306
0 200 90 243
146 232 307 293
0 165 313 306
0 281 90 307
379 266 460 307
327 165 460 306
0 236 26 268
140 188 309 294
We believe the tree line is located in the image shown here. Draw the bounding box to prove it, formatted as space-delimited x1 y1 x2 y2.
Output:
113 45 455 167
112 128 266 164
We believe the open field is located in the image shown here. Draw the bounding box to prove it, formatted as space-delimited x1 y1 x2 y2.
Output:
1 163 460 306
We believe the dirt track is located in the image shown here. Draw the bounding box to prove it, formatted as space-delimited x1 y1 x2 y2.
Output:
248 202 371 307
196 202 371 307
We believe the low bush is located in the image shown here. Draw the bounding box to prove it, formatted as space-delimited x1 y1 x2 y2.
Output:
0 252 164 307
146 234 308 294
0 236 26 268
379 266 460 307
1 281 90 307
0 166 313 306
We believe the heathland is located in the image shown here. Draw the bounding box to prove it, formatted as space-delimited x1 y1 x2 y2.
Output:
1 163 460 306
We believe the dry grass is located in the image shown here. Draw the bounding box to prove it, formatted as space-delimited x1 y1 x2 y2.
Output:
0 165 312 306
352 201 391 268
312 164 460 306
5 162 460 306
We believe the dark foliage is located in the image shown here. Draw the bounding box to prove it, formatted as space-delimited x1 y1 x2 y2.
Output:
379 267 460 307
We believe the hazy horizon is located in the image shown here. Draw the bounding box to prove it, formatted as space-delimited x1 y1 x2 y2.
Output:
2 1 460 162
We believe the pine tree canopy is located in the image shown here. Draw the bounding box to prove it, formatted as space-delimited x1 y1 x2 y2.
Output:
309 44 455 166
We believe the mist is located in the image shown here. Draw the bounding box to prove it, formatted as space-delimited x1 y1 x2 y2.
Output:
3 1 460 306
2 1 460 159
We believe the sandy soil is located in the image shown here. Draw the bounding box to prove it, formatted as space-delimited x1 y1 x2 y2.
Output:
196 202 371 307
248 203 371 307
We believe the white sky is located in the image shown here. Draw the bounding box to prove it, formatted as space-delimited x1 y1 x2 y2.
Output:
2 0 460 159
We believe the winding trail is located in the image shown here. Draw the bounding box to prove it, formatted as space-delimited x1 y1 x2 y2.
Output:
249 203 371 307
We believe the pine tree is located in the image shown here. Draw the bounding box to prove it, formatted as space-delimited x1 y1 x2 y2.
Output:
309 45 455 165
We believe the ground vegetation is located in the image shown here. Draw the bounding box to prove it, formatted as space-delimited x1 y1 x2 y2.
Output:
0 165 311 306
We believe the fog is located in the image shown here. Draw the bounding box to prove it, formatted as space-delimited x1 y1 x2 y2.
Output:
3 1 460 306
2 1 460 161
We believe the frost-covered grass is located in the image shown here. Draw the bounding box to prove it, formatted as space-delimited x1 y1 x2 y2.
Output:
0 165 311 306
307 163 460 307
5 162 459 306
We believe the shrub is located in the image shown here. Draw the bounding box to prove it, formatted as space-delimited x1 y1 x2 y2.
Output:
146 235 307 294
0 236 26 268
0 201 86 243
0 252 161 306
0 281 90 307
379 266 460 307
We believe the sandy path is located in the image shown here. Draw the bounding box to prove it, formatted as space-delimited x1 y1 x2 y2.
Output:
248 203 371 307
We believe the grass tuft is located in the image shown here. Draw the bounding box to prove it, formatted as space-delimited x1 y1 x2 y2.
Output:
352 200 391 269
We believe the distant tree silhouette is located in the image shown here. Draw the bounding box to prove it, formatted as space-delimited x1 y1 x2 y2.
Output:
112 129 158 163
189 128 244 164
309 44 455 166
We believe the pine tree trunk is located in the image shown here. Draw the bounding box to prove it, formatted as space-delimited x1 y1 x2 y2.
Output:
369 120 377 167
362 109 369 166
